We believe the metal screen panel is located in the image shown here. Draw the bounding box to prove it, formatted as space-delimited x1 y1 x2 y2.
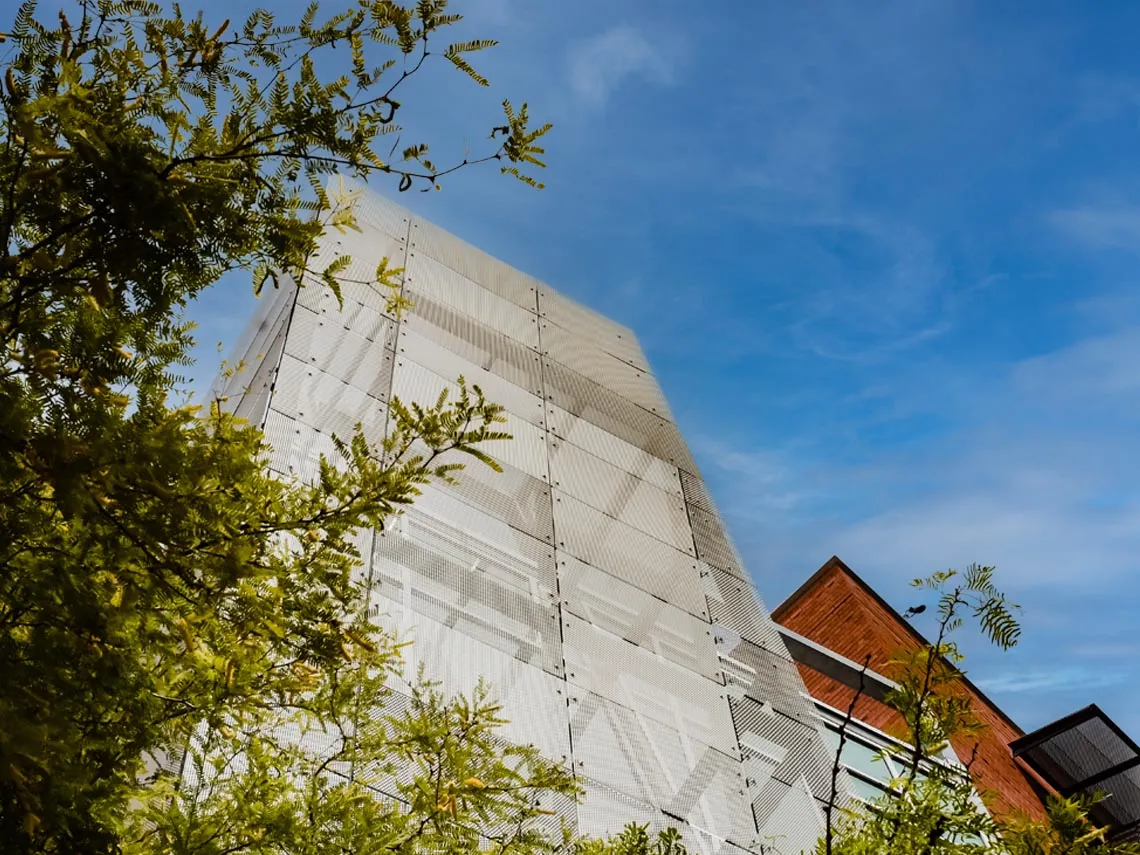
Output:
718 635 819 728
398 485 557 598
214 279 294 409
569 692 751 843
552 493 707 619
402 291 544 392
372 523 563 677
536 286 646 369
546 403 681 494
687 503 746 579
750 777 824 855
350 184 412 241
390 356 550 481
541 362 696 471
550 443 693 553
403 256 539 348
397 327 546 427
540 322 670 417
272 354 390 443
730 697 836 801
577 777 659 841
409 220 540 312
562 614 736 756
284 303 398 394
232 309 288 428
261 408 344 483
304 225 409 316
703 566 786 652
371 600 571 762
559 555 719 680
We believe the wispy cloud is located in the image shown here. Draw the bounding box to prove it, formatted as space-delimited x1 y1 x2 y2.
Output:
976 666 1130 695
566 26 675 107
1050 206 1140 249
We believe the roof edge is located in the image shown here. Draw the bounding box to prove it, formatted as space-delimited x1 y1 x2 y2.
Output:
772 555 1027 739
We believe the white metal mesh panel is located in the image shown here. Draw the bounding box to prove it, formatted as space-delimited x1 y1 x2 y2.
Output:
214 279 294 409
402 290 543 387
304 225 409 316
546 403 681 495
750 777 824 855
398 485 557 598
403 255 539 347
729 697 837 801
559 556 718 680
371 599 571 762
536 286 645 369
371 522 563 677
541 362 696 471
390 356 550 481
272 353 389 443
718 635 818 728
552 492 707 619
261 408 343 483
283 303 398 394
569 692 751 843
703 566 786 652
232 308 288 428
350 184 413 241
409 219 540 311
397 327 546 427
550 442 692 553
562 614 736 756
577 777 659 841
687 503 746 579
540 322 670 417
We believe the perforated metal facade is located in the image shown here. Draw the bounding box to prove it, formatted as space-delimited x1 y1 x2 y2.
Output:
219 187 843 854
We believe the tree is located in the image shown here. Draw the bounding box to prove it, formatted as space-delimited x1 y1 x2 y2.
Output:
818 567 1140 855
0 0 561 851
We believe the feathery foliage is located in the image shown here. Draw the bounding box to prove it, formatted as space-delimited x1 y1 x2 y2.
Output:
0 1 573 852
819 568 1140 855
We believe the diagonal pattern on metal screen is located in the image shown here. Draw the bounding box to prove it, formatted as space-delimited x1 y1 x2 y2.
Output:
226 181 842 855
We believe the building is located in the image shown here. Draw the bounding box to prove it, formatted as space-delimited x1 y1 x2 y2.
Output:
215 187 843 855
772 556 1140 842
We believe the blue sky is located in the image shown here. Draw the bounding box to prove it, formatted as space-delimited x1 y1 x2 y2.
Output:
187 0 1140 737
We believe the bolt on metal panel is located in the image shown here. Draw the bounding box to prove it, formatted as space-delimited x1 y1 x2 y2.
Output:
750 776 826 855
261 408 344 483
702 566 786 652
729 696 840 802
396 484 557 599
541 361 697 471
389 356 550 481
403 254 539 347
552 492 708 619
283 303 398 389
536 286 645 369
569 691 748 843
296 281 396 345
408 219 541 312
231 311 288 429
717 635 819 728
371 600 571 762
558 555 719 680
402 290 544 391
562 614 737 757
213 277 294 409
272 354 390 443
397 327 546 427
540 321 671 417
545 402 682 495
371 524 563 677
687 503 747 580
576 776 660 841
549 442 694 554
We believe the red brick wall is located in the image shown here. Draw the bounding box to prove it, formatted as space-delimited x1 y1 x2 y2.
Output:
773 560 1051 822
